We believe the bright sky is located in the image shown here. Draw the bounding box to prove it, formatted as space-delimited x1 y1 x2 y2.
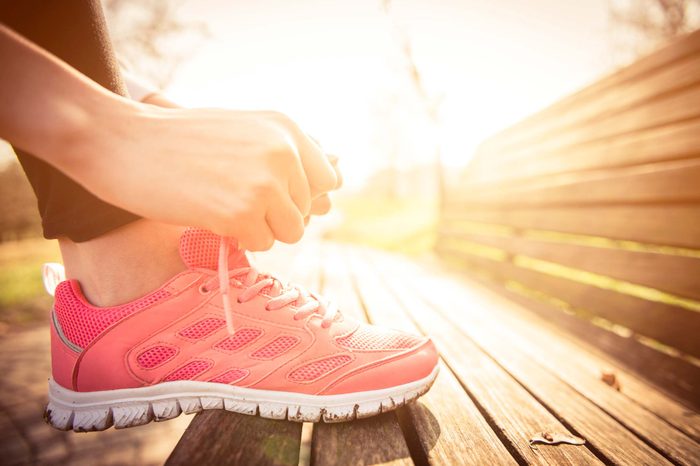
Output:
166 0 615 186
1 0 619 184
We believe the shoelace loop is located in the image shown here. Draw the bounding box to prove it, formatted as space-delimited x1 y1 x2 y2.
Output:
217 237 338 335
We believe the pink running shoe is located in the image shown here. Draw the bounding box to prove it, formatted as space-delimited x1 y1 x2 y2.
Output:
44 229 438 431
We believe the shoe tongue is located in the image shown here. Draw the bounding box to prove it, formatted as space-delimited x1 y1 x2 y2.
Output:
179 228 249 270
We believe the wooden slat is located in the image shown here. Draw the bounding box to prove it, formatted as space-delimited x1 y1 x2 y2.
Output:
478 52 700 163
365 256 671 465
415 257 700 442
478 30 700 158
167 411 302 466
440 230 700 302
435 246 700 406
312 414 414 466
311 243 413 466
458 158 700 206
442 204 700 249
466 118 700 184
331 245 517 465
470 84 700 183
369 250 700 464
347 252 606 464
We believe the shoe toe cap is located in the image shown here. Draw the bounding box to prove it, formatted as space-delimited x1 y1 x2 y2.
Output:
321 338 439 395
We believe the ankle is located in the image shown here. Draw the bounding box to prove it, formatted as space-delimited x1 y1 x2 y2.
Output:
59 220 186 307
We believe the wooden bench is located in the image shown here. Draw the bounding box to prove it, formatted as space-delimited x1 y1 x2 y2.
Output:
437 28 700 409
166 32 700 465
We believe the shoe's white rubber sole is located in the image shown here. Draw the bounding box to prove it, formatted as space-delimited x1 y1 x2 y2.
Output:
45 365 439 431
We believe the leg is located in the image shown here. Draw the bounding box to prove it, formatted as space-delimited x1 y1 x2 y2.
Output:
1 1 184 305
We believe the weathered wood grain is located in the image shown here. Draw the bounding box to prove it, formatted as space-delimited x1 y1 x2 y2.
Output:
416 255 700 441
437 233 700 352
372 250 700 463
478 30 700 158
367 249 688 465
442 204 700 249
467 117 700 184
470 83 700 183
435 246 700 405
311 413 413 466
331 245 518 465
476 52 700 160
447 228 700 299
166 410 302 466
346 250 604 465
457 158 700 207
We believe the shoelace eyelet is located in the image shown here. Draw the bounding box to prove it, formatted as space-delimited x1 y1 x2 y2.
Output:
199 284 210 295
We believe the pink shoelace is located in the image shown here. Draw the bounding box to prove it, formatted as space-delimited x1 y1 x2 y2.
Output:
216 237 338 335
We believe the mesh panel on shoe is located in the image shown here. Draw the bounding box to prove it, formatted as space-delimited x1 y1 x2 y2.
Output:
210 368 249 385
288 355 352 383
54 281 170 349
163 359 213 381
136 345 178 369
179 318 226 340
250 335 300 360
214 328 263 352
336 325 422 351
179 229 221 270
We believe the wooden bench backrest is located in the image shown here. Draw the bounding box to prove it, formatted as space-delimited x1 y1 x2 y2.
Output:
437 30 700 405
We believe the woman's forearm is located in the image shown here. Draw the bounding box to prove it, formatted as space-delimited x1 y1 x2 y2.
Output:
0 24 138 175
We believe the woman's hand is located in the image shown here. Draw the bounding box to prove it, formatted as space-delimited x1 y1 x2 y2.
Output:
80 106 337 250
140 93 342 228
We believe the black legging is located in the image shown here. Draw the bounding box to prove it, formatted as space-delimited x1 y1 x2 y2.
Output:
0 0 140 241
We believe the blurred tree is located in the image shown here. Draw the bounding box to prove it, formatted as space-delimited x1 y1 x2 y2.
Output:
103 0 209 88
381 0 445 205
610 0 700 61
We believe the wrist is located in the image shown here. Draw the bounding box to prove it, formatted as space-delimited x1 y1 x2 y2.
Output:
57 92 148 180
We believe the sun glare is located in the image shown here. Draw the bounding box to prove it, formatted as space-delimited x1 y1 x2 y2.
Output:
164 0 615 188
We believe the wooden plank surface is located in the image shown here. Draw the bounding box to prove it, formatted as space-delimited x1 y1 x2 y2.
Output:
477 30 700 159
344 250 605 465
476 52 700 159
470 83 700 180
442 204 700 249
330 245 517 465
466 118 700 184
311 243 413 466
371 250 700 464
428 254 700 441
440 229 700 303
366 249 698 464
458 158 700 207
166 410 302 466
415 257 700 442
436 239 700 357
435 246 700 404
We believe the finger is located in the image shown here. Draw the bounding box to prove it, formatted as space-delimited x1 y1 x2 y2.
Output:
266 193 305 244
310 194 332 216
288 155 311 216
235 217 275 252
327 154 343 189
292 130 337 197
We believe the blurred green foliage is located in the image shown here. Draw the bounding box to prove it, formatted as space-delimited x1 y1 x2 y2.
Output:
323 194 438 256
